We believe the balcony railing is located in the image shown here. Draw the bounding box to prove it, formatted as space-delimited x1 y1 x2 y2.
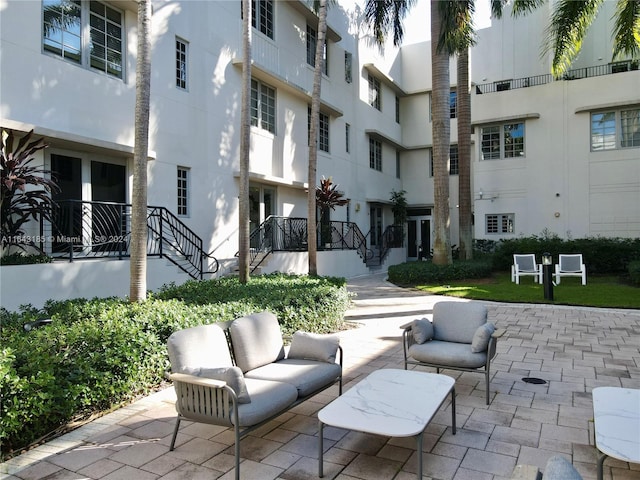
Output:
475 60 638 94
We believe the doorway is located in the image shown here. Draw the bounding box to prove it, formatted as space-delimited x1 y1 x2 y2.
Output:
369 204 383 247
407 217 431 260
249 184 276 248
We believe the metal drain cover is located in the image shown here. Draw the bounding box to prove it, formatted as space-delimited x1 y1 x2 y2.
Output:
522 377 547 385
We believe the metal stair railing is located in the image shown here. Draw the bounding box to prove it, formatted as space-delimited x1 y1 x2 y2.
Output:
46 200 218 280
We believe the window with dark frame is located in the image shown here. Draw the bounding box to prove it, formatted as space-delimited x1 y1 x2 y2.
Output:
486 213 514 234
307 106 330 153
251 78 276 133
177 167 189 216
306 24 328 75
344 52 352 83
368 74 381 110
176 38 188 90
481 122 525 159
369 138 382 171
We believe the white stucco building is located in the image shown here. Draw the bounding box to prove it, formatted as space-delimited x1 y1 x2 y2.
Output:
1 0 638 310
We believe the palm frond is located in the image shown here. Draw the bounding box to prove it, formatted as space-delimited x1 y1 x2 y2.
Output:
611 0 640 60
544 0 604 77
511 0 546 17
438 0 476 54
364 0 416 47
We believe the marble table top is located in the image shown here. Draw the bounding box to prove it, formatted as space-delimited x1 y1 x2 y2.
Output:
318 368 454 437
592 387 640 463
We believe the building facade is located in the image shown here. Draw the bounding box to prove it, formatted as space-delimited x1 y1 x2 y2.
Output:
1 0 638 309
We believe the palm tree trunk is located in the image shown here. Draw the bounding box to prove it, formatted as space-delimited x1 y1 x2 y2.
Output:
238 0 252 284
307 0 327 276
130 0 151 302
430 0 452 266
457 48 472 260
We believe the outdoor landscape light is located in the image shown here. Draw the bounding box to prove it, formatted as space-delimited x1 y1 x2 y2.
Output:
542 252 554 300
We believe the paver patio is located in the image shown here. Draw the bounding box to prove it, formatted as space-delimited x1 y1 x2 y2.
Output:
2 273 639 480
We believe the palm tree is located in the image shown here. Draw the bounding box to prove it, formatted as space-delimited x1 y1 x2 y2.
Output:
491 0 640 77
365 0 455 265
439 1 476 261
307 0 328 276
238 0 252 284
129 0 151 302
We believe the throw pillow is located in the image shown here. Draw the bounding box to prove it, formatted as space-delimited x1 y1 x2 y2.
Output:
198 366 251 404
412 318 434 344
471 322 496 353
287 331 340 363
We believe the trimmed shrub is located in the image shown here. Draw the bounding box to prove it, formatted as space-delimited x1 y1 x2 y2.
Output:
388 259 493 286
491 235 640 274
0 273 349 455
629 261 640 286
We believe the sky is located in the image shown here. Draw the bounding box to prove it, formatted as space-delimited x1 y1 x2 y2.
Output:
353 0 493 46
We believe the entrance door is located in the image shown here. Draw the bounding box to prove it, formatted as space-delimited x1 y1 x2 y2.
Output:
369 205 383 247
407 217 431 260
91 161 126 252
249 184 276 248
51 154 83 252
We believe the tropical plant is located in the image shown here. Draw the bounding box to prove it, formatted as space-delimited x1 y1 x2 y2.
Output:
316 177 348 246
238 0 252 283
491 0 640 77
129 0 151 302
0 129 58 253
390 189 408 226
307 0 329 275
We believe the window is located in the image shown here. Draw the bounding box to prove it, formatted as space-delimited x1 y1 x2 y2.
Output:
481 123 525 160
396 151 400 178
177 167 189 216
344 52 352 83
369 138 382 171
592 109 640 150
306 24 327 75
449 145 459 175
429 145 459 175
43 0 124 79
486 214 514 234
307 106 330 152
251 79 276 133
251 0 273 39
176 38 188 90
345 123 350 153
449 91 457 119
395 96 400 123
368 74 381 110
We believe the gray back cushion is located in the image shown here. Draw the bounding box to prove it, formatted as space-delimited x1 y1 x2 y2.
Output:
433 301 488 344
167 324 233 372
229 311 285 373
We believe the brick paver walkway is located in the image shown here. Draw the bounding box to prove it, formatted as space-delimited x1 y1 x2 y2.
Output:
2 273 639 480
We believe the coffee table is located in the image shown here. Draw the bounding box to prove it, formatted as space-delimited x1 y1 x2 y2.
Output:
592 387 640 480
318 368 456 479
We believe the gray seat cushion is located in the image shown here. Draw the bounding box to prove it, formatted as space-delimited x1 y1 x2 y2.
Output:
433 301 488 344
409 340 488 369
233 378 298 427
167 324 233 372
229 311 285 373
245 359 342 397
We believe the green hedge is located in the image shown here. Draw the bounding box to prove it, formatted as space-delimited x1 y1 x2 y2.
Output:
629 261 640 286
490 236 640 274
0 274 350 455
388 259 493 286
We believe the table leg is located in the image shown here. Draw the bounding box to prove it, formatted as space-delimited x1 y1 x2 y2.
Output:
451 387 457 435
318 420 324 478
416 432 423 480
597 452 607 480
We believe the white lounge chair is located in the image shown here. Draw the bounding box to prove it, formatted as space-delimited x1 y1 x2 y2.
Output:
555 254 587 285
511 254 542 284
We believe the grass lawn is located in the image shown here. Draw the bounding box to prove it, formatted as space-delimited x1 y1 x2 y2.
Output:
415 272 640 309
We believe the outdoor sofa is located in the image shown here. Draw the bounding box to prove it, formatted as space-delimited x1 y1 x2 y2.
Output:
166 311 342 480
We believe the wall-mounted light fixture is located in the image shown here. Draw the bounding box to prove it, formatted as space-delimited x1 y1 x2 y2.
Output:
477 189 499 201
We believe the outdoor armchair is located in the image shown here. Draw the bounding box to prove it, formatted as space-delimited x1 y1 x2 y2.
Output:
403 301 505 405
512 254 543 284
555 254 587 285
